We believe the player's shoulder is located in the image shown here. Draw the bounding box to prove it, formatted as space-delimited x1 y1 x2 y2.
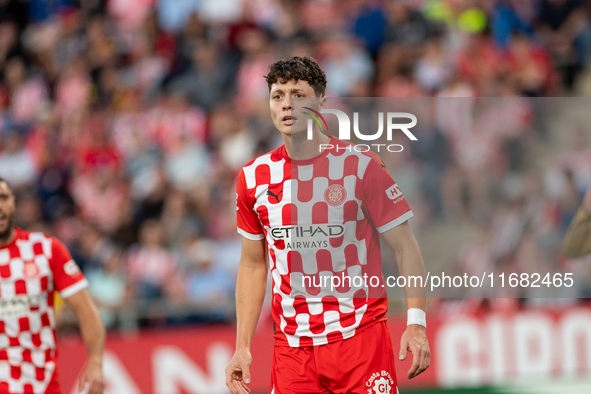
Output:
15 227 52 242
16 228 66 251
14 227 32 240
240 145 285 173
238 145 287 193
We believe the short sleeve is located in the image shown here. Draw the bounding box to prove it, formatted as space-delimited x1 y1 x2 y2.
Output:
236 169 265 240
50 238 88 298
362 155 414 233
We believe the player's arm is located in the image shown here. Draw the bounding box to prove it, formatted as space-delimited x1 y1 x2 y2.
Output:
382 222 430 379
64 288 105 394
563 185 591 258
225 236 268 394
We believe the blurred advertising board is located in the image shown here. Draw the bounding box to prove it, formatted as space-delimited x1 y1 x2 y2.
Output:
58 304 591 393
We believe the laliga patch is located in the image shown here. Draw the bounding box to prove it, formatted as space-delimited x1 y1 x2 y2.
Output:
324 184 347 206
64 260 81 276
23 261 40 279
366 371 395 394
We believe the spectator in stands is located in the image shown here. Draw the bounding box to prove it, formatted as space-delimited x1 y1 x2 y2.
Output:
0 129 38 189
126 219 177 301
491 0 536 48
535 0 591 88
321 32 374 96
4 56 48 127
168 40 235 110
414 38 453 93
184 238 234 319
86 248 129 329
506 33 555 96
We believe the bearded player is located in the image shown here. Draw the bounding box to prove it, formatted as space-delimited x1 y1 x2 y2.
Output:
225 57 430 394
0 179 104 394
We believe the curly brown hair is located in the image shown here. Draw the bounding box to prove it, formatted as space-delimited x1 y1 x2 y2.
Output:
264 56 327 97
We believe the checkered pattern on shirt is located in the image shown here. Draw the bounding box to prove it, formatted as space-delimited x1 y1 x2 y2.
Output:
0 228 88 394
236 137 413 347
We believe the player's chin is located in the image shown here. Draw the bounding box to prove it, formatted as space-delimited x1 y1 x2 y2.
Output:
278 126 293 137
0 223 10 237
282 126 308 137
274 121 300 134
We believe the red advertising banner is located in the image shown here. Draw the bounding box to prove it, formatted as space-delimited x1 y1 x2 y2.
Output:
58 305 591 393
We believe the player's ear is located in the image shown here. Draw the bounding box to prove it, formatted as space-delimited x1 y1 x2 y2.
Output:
319 96 326 110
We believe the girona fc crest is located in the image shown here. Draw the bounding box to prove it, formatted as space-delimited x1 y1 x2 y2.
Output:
367 371 395 394
372 377 391 394
324 184 346 206
23 261 40 279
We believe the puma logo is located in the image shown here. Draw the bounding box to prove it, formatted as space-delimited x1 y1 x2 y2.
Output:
266 189 283 203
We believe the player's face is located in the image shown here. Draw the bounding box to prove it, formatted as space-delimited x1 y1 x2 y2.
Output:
0 182 15 238
269 80 322 137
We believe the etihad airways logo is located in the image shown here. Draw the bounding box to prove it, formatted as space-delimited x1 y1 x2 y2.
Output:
0 295 41 318
271 224 344 240
270 224 345 250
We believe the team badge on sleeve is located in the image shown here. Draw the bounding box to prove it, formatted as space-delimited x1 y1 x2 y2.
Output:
64 260 81 276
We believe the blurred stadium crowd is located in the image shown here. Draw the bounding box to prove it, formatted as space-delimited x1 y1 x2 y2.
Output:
1 0 591 329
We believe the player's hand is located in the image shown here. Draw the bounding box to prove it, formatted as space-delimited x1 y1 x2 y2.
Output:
79 357 104 394
399 324 430 379
225 348 253 394
583 184 591 214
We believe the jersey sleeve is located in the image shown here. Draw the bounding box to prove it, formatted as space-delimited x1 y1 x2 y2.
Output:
361 154 414 233
50 238 88 298
236 169 265 240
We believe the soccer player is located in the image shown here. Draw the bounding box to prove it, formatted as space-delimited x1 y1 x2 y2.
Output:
0 179 105 394
226 57 430 394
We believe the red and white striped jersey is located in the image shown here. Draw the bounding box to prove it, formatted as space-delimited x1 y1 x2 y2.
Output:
0 228 88 394
236 136 413 347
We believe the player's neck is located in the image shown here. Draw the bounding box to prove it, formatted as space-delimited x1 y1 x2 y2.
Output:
0 228 16 248
283 131 331 160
